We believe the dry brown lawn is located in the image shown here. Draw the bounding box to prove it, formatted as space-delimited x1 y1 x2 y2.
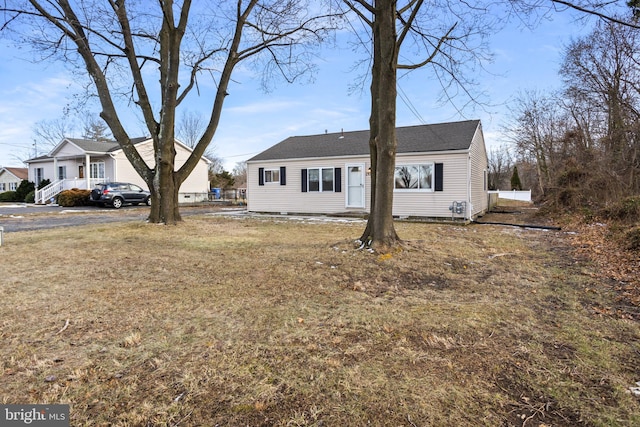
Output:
1 209 639 426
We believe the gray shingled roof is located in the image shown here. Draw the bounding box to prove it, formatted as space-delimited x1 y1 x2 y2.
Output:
66 137 149 153
248 120 480 162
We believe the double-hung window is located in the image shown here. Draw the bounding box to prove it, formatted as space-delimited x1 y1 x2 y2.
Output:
301 167 341 193
264 169 280 184
258 166 286 186
308 167 334 192
90 162 105 179
394 164 434 191
35 168 44 186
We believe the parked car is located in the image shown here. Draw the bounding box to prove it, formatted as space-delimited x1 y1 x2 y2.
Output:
90 182 152 209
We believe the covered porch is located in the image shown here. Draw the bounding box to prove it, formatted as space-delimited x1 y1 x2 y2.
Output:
34 152 111 204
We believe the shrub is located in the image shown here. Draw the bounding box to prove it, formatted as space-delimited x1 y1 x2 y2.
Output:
602 196 640 223
24 190 35 204
625 227 640 252
57 189 91 207
37 179 51 190
15 180 35 202
0 191 18 202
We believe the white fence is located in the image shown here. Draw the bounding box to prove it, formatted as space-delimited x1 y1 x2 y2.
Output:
488 190 532 202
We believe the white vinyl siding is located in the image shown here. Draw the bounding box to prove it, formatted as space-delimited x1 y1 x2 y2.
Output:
248 158 361 214
391 152 468 218
247 122 489 219
111 140 210 194
469 126 489 217
248 153 469 218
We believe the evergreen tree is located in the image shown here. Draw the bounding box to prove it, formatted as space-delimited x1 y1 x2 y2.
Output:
511 166 523 191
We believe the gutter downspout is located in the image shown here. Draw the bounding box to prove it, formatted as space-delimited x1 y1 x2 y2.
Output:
467 153 472 220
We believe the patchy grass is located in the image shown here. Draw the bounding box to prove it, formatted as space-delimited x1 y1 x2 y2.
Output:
1 213 639 426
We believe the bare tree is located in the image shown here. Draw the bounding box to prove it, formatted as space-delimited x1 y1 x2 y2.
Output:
232 161 248 188
488 145 514 191
549 0 640 29
2 1 341 224
176 108 219 167
560 18 640 197
32 118 76 151
176 110 206 149
342 0 503 250
503 90 567 196
80 114 112 141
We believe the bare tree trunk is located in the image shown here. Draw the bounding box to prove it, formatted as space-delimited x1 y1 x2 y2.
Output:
360 0 399 251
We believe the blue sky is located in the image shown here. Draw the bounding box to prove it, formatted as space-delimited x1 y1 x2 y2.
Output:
0 8 593 171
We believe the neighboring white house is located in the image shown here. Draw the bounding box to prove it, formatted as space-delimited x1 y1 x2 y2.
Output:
25 137 211 204
0 167 28 193
247 120 489 220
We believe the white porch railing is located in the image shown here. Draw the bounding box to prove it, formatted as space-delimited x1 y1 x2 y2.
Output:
35 178 106 204
35 180 65 204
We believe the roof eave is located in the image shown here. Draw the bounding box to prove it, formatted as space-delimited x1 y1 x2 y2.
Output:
248 147 471 164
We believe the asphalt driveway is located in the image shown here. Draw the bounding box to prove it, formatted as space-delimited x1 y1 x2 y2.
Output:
0 203 238 233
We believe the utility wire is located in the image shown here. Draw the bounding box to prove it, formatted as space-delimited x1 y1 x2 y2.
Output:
397 83 426 124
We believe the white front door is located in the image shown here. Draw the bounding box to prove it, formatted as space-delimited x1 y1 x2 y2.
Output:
346 164 365 208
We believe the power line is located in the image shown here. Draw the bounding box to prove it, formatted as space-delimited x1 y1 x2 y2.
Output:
397 83 426 124
0 142 32 148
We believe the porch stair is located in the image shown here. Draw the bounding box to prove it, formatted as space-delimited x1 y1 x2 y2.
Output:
35 180 65 204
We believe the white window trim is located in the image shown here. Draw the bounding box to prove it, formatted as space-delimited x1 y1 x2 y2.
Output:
90 161 106 179
264 168 280 184
308 167 334 192
394 163 435 192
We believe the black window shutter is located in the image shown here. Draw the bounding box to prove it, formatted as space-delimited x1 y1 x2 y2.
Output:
280 166 286 185
258 167 264 186
334 167 341 192
301 169 307 192
435 163 443 192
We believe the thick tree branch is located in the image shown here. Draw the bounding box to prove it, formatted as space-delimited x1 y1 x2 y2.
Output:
396 0 424 49
398 22 457 70
343 0 373 27
551 0 640 29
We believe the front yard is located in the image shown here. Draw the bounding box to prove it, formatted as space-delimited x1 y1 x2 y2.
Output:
0 214 638 426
